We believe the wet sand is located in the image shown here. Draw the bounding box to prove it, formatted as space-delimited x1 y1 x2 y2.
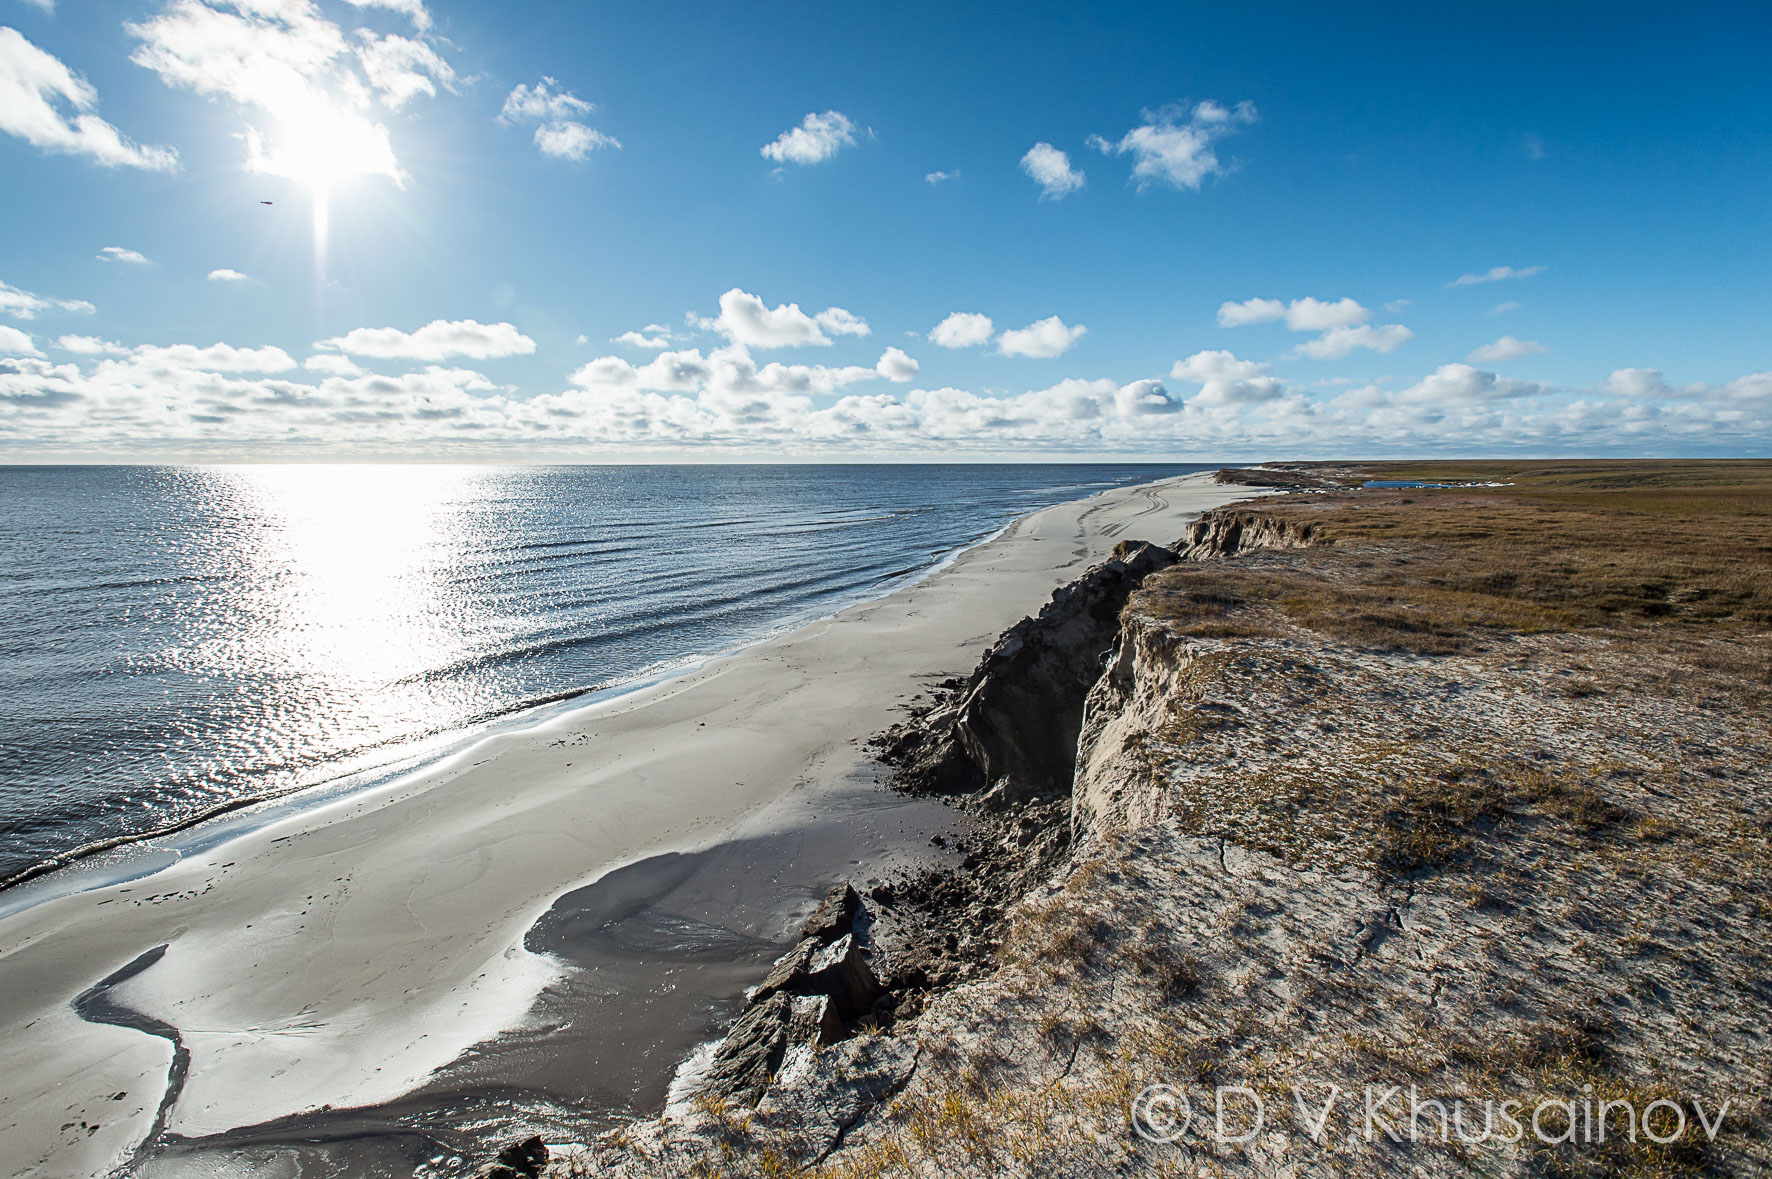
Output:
0 472 1258 1178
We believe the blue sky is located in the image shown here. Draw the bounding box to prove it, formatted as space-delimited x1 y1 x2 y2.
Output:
1 0 1768 460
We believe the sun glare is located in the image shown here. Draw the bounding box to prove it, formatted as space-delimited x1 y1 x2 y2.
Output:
246 97 406 278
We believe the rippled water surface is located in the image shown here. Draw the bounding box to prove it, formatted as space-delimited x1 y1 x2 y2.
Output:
0 463 1208 882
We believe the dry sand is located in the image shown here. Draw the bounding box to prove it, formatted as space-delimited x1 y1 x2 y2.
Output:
0 472 1257 1178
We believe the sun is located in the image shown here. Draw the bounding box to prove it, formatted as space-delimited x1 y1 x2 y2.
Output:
251 97 405 193
247 95 407 275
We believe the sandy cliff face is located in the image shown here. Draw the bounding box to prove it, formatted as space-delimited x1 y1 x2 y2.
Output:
1174 508 1319 559
1072 611 1206 839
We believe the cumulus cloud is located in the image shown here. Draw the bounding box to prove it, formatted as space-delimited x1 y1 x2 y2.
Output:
1295 323 1414 359
317 319 537 360
0 325 42 356
98 246 150 265
612 326 673 350
53 334 123 354
1019 142 1083 199
928 312 994 349
875 346 919 382
499 77 618 161
1087 100 1257 191
129 342 296 372
0 277 94 320
998 316 1086 358
925 169 958 185
1468 336 1548 363
760 110 856 165
1215 297 1285 328
302 352 363 376
1386 363 1548 406
1283 297 1371 332
207 268 250 282
1450 264 1546 287
0 27 180 171
1170 350 1284 406
354 31 453 109
700 288 868 349
500 77 589 123
1217 295 1409 359
816 307 870 338
1217 296 1369 331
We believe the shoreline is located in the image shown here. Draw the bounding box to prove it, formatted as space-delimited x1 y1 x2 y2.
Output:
0 478 1080 903
0 471 1262 1179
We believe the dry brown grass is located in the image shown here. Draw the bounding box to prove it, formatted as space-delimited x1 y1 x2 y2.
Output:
1142 462 1772 693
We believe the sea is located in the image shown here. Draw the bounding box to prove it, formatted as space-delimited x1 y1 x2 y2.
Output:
0 463 1212 887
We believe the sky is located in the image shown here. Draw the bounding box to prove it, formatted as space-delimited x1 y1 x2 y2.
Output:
1 0 1768 462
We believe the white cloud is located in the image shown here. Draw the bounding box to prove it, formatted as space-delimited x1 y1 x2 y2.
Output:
498 77 617 161
1218 296 1370 332
207 268 251 282
702 288 867 349
1450 264 1546 287
98 246 151 265
924 169 958 185
19 0 55 14
816 307 870 338
612 329 671 350
1386 363 1547 406
1087 100 1257 191
499 78 590 123
302 352 362 376
341 0 431 31
317 319 537 360
1490 301 1521 315
1467 336 1548 363
533 120 618 160
1215 297 1285 327
127 342 296 372
1294 323 1413 359
1019 142 1083 199
760 110 856 165
1215 295 1407 359
53 334 123 354
1 278 94 320
928 312 994 349
0 325 41 356
0 27 180 171
1169 350 1283 406
876 346 919 383
1522 133 1546 160
1282 296 1369 332
354 31 453 109
128 0 421 186
998 315 1086 358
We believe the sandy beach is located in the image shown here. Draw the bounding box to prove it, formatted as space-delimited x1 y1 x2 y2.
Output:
0 472 1257 1178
